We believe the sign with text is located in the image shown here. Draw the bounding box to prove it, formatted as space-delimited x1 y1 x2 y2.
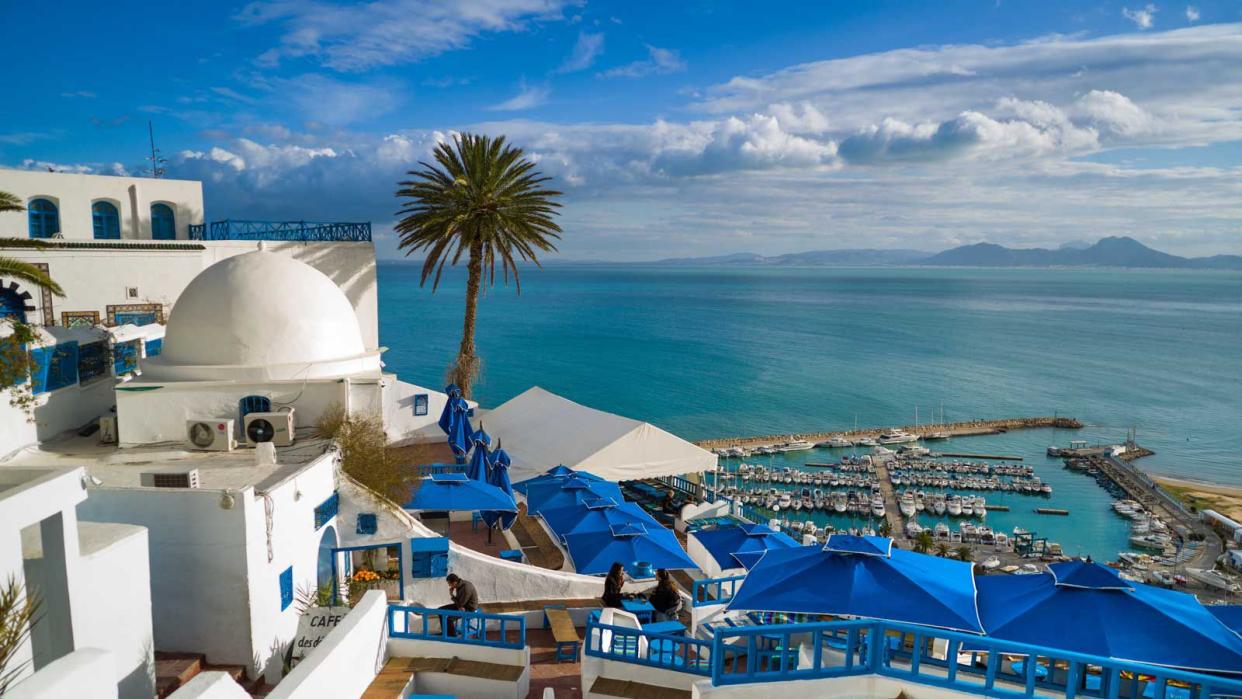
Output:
290 606 351 665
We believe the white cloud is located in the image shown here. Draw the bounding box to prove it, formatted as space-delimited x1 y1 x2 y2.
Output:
1122 4 1158 29
13 159 125 175
489 80 550 111
237 0 573 71
556 31 604 73
1185 5 1200 21
600 45 686 78
1072 90 1154 136
768 102 831 134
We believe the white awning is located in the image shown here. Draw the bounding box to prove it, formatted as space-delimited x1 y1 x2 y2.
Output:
478 386 716 483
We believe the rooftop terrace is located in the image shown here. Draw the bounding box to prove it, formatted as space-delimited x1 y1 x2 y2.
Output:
188 220 371 242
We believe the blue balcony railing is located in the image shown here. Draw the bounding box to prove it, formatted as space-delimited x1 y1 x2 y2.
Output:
188 220 371 242
586 614 1242 699
584 619 714 676
387 605 526 650
692 574 746 608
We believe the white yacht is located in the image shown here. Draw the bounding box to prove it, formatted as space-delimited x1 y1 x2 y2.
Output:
877 430 919 444
899 492 917 517
779 439 815 452
816 437 854 448
1189 568 1241 593
871 495 886 518
946 495 963 516
855 436 879 447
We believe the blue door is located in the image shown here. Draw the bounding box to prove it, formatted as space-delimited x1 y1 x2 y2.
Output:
92 201 120 239
0 288 26 322
317 526 338 591
28 198 59 239
151 203 175 240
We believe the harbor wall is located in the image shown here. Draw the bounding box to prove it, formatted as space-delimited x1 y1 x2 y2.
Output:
695 416 1083 449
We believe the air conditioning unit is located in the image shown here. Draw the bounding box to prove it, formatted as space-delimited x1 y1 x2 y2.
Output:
98 416 118 444
186 418 236 452
244 409 296 447
141 468 201 489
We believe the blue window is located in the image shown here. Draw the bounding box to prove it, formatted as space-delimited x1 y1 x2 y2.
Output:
113 339 139 375
28 198 59 239
78 342 110 383
314 492 340 530
414 394 429 416
30 342 80 394
144 337 162 357
0 288 26 322
279 566 293 611
356 513 378 535
151 203 175 240
239 395 271 420
92 201 120 240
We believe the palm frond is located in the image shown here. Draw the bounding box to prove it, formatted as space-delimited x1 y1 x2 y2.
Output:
0 257 64 296
0 191 23 214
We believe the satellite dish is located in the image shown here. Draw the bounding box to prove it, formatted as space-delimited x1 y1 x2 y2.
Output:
189 422 216 448
246 418 275 443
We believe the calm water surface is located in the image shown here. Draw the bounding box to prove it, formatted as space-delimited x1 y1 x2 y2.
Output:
378 264 1242 560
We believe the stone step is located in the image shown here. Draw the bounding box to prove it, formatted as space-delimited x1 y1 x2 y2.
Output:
155 651 206 697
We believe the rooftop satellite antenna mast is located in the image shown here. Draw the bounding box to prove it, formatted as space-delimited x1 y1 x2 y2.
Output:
146 121 166 178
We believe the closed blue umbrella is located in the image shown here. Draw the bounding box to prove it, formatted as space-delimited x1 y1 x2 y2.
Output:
727 535 983 633
437 383 461 434
976 560 1242 673
466 427 492 482
562 521 697 576
482 447 517 531
404 473 516 513
445 396 473 463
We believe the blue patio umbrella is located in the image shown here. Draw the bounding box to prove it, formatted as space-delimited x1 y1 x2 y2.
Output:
1209 605 1242 636
466 427 492 482
562 521 697 576
513 465 605 495
692 523 800 572
526 476 623 514
481 447 517 531
727 535 983 633
445 396 473 463
404 473 516 513
542 499 656 539
976 560 1242 673
437 383 462 434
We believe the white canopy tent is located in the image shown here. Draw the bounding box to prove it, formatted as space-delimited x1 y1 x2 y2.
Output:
476 386 716 483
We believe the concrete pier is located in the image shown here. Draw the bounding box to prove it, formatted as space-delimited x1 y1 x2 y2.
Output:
696 416 1082 450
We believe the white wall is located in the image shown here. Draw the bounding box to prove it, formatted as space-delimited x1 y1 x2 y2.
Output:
73 523 155 699
0 239 378 346
7 647 118 699
267 590 387 699
0 169 204 241
169 672 253 699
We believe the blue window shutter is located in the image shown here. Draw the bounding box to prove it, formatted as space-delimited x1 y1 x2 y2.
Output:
356 513 378 535
29 346 54 394
279 566 293 610
78 342 109 382
92 201 120 239
28 198 59 239
314 492 339 530
144 338 162 357
113 340 140 375
151 204 176 240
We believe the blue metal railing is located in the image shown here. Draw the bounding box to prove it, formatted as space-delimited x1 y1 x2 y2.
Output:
188 220 371 242
706 619 1242 697
692 575 746 608
413 463 469 478
387 605 526 650
584 620 713 676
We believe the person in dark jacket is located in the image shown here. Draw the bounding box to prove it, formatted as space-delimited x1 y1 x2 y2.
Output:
602 562 626 608
439 573 479 635
648 569 682 622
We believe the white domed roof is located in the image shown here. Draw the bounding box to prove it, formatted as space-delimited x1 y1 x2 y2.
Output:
143 249 379 381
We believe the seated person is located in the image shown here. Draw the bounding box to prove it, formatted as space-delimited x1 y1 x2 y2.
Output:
438 573 478 635
602 562 626 609
648 569 683 622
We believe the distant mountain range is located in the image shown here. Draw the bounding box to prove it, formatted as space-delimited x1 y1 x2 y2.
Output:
649 237 1242 270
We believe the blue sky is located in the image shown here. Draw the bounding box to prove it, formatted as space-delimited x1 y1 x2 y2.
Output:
3 1 1241 259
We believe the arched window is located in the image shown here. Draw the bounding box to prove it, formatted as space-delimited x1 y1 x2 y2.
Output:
239 395 271 420
0 287 26 322
28 198 59 239
92 201 120 239
151 203 175 240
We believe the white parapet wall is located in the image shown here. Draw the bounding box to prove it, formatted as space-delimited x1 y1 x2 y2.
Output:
169 672 254 699
266 590 388 699
7 647 119 699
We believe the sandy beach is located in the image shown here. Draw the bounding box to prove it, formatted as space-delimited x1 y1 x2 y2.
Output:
1156 476 1242 521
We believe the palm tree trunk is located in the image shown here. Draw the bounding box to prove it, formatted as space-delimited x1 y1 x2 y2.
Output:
455 239 484 397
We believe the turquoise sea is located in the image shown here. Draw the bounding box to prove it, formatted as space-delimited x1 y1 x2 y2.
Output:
378 263 1242 561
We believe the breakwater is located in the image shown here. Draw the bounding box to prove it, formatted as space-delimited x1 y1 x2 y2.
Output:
695 416 1082 449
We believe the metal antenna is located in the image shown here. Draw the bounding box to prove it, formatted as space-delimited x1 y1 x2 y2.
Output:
147 121 166 178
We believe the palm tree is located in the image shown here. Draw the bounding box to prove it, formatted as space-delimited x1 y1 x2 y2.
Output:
955 545 972 562
0 191 63 295
935 542 950 558
913 530 934 554
395 134 562 397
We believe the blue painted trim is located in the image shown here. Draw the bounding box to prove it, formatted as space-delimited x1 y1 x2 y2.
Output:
584 619 712 676
388 605 526 650
195 220 371 242
151 203 176 240
314 492 339 530
279 566 294 610
691 574 746 607
333 543 404 601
